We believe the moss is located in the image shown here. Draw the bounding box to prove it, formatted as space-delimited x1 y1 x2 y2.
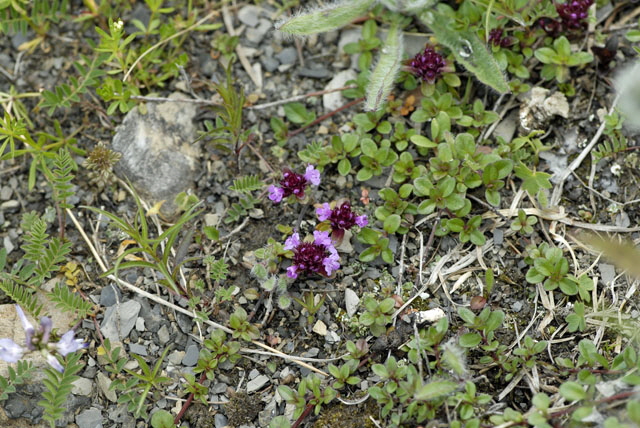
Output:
224 391 261 427
313 400 378 428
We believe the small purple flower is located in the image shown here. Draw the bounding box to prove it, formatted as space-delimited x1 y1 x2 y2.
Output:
284 230 340 279
556 0 593 30
407 45 447 84
0 338 24 363
269 165 321 203
316 201 368 242
0 305 87 372
54 330 88 356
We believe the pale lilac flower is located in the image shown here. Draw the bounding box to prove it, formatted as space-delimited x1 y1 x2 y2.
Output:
0 338 24 363
0 305 87 372
268 185 285 203
304 164 321 186
284 230 340 279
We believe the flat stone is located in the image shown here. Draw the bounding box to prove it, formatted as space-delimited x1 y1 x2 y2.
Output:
99 284 121 307
129 343 148 356
298 66 331 79
237 5 261 27
344 288 360 317
0 186 12 200
97 372 117 402
323 69 357 111
326 331 340 344
245 19 272 44
599 263 616 284
261 55 280 73
182 344 199 367
157 324 170 344
76 408 103 428
2 236 14 255
72 377 93 396
275 47 297 65
246 374 269 393
214 413 229 428
169 350 185 365
111 93 200 218
100 300 142 342
135 317 145 332
415 308 446 324
312 320 327 336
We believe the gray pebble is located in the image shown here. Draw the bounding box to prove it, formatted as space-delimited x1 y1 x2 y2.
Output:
246 19 272 44
76 408 103 428
0 186 12 200
129 343 148 356
182 344 199 366
3 236 14 254
237 5 261 27
72 377 93 396
212 382 228 394
275 47 297 65
261 56 280 73
101 300 141 342
298 67 331 79
157 324 170 344
246 374 269 393
100 284 122 308
215 413 229 428
493 228 504 247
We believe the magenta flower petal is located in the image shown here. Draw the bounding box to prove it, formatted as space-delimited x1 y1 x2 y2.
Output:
408 45 447 83
286 265 298 278
268 185 284 203
323 249 341 275
355 215 368 227
55 330 87 356
316 203 332 221
284 232 301 251
46 354 64 372
313 230 332 248
0 339 24 363
304 165 321 186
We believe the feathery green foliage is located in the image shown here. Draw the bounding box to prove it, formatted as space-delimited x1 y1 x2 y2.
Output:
43 148 77 210
0 360 36 401
365 19 403 111
38 351 84 428
0 280 43 317
47 283 94 322
229 175 264 194
276 0 375 35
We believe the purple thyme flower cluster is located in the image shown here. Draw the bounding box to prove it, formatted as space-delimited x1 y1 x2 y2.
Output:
268 164 320 203
284 231 340 279
0 305 87 372
556 0 593 29
539 0 593 35
316 201 368 242
407 45 447 84
488 29 515 48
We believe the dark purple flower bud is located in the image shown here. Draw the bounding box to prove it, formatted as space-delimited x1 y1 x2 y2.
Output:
269 165 320 203
284 231 340 279
489 28 515 48
407 45 447 84
538 17 563 37
555 0 593 30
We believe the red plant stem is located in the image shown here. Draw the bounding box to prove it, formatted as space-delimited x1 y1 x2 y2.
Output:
287 97 365 138
291 403 315 428
174 371 208 424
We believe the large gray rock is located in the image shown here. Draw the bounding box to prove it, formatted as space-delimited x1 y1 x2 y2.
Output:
111 93 200 217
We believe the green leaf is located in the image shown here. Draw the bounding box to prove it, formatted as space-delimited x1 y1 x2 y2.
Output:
383 214 401 234
276 0 376 35
559 381 586 402
337 158 351 176
284 102 315 125
459 332 482 347
411 134 436 148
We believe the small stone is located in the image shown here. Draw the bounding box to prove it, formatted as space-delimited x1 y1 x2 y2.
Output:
0 200 19 210
157 325 170 344
261 55 280 73
323 69 357 111
298 67 331 79
99 285 121 307
76 408 103 428
215 413 229 428
249 368 260 380
237 5 261 27
326 331 340 344
312 320 327 336
0 186 12 200
129 343 148 356
246 19 272 44
212 382 227 394
3 236 14 254
493 228 504 246
135 317 145 332
182 344 199 366
344 288 360 317
276 47 297 65
246 374 269 393
168 350 185 365
599 263 616 285
97 372 117 402
100 300 141 341
415 308 446 324
72 377 93 396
